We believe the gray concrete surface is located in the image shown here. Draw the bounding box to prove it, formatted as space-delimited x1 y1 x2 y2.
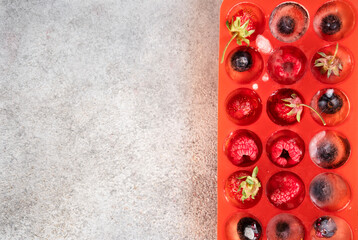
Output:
0 0 219 239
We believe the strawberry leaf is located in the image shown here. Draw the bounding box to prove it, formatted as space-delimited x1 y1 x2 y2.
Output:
287 108 296 116
314 62 325 67
252 166 258 178
242 38 250 45
318 52 327 57
236 166 261 203
246 178 254 185
281 98 292 103
296 110 302 122
332 67 340 76
226 20 230 30
220 16 255 63
314 44 343 79
282 94 325 125
237 176 247 180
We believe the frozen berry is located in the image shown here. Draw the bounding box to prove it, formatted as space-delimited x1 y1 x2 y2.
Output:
266 171 305 210
275 221 290 239
317 143 338 163
311 88 350 126
221 3 265 63
237 217 262 240
313 1 355 41
309 172 351 211
231 51 253 72
309 130 350 169
314 217 337 238
226 47 264 84
310 216 352 240
311 178 332 203
277 16 295 35
269 2 309 43
267 213 305 240
224 129 262 167
321 14 342 35
266 130 305 168
268 46 307 85
267 89 304 126
311 44 353 84
224 167 262 209
318 92 343 114
226 88 262 125
226 213 263 240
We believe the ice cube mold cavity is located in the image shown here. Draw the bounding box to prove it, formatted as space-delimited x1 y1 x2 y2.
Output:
269 2 310 43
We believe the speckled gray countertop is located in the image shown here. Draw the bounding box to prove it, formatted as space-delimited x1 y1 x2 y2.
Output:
0 0 219 239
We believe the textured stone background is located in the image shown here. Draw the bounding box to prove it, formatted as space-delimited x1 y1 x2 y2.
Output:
0 0 219 239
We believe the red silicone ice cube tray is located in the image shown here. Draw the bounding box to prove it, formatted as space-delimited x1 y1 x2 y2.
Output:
218 0 358 239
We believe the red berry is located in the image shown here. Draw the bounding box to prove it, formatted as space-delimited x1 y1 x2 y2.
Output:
268 46 307 85
226 3 265 42
267 171 305 210
267 88 304 126
225 88 262 126
267 130 305 168
225 169 262 209
221 3 265 63
229 136 258 164
225 130 262 167
274 101 297 122
311 44 353 84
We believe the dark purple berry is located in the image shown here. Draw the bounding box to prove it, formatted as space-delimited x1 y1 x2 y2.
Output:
314 216 337 238
237 217 262 240
276 221 290 239
321 14 342 35
277 16 296 35
310 179 332 202
317 142 338 163
231 51 253 72
318 92 343 114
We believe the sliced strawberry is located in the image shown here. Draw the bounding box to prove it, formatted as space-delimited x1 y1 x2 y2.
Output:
267 171 305 210
224 129 262 167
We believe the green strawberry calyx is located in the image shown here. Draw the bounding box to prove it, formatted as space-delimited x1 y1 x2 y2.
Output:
236 166 261 202
314 43 343 78
220 17 255 64
282 94 326 126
